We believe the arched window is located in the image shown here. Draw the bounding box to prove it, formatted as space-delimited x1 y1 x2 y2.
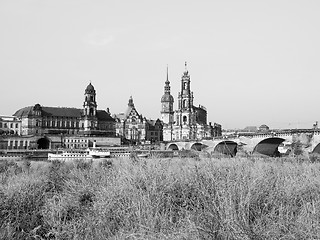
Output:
183 100 188 108
183 116 187 124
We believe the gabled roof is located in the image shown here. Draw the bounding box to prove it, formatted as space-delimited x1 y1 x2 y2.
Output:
96 110 115 122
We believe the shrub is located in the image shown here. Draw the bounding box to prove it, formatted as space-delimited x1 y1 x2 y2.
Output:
0 176 50 239
99 159 113 169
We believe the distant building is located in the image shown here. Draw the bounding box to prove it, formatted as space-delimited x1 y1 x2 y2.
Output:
113 96 163 144
243 126 258 133
13 83 116 137
258 124 270 133
0 83 120 150
0 116 21 135
162 63 221 141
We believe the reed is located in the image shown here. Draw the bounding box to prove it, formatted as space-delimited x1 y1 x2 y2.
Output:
0 156 320 239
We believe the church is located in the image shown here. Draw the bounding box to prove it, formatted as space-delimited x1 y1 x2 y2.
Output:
161 63 221 141
113 96 163 144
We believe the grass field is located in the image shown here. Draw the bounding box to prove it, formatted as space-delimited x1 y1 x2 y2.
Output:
1 155 320 239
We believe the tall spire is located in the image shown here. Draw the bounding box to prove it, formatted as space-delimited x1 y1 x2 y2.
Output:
164 65 171 94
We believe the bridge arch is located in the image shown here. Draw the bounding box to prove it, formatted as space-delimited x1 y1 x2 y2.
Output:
253 137 285 157
214 141 238 157
167 143 179 151
312 143 320 154
191 143 208 151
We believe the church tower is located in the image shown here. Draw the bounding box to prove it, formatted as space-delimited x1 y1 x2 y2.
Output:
83 82 98 131
177 62 194 126
161 66 174 124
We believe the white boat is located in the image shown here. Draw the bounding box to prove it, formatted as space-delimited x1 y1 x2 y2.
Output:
88 148 111 158
0 154 25 161
48 149 92 161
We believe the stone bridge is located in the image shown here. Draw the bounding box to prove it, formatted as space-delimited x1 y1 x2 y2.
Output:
166 130 320 157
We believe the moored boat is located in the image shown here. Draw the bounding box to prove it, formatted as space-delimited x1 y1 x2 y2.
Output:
88 148 111 158
48 149 91 161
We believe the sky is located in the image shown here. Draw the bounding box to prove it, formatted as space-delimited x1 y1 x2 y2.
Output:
0 0 319 130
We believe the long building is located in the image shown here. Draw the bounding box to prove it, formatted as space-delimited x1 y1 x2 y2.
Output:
13 83 115 137
0 83 120 150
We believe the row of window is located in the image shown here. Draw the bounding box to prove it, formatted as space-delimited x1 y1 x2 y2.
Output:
64 139 88 143
0 122 19 129
37 120 81 128
35 120 113 130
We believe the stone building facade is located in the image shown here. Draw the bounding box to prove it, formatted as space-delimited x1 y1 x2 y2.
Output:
113 96 163 144
162 63 221 141
0 116 21 135
13 83 116 137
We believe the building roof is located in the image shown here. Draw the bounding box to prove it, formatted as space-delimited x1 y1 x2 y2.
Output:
96 110 115 122
13 106 114 121
259 124 269 129
13 106 82 118
85 82 95 93
161 94 174 103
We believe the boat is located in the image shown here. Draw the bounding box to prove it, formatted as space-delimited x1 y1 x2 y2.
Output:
48 149 92 161
107 146 133 158
0 154 25 161
88 148 111 158
0 150 32 161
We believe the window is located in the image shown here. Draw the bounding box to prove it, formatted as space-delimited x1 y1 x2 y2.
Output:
183 116 187 124
183 100 188 108
10 123 13 128
0 123 2 128
16 123 18 128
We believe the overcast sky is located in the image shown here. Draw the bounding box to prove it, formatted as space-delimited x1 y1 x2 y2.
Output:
0 0 319 129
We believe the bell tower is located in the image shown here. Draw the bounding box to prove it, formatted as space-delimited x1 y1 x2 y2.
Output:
177 62 194 125
161 66 174 125
83 82 98 131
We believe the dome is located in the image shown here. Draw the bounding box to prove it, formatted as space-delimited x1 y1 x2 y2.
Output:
85 82 95 93
161 94 174 102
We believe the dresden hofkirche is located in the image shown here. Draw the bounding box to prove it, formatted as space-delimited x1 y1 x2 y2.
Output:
161 63 221 141
13 83 116 137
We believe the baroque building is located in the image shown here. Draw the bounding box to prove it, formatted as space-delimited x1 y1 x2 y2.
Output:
113 96 163 144
13 83 116 137
162 63 221 141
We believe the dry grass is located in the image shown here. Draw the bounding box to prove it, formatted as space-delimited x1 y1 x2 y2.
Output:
0 156 320 239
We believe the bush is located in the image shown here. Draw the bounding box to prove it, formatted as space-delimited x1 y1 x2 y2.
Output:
0 176 50 239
